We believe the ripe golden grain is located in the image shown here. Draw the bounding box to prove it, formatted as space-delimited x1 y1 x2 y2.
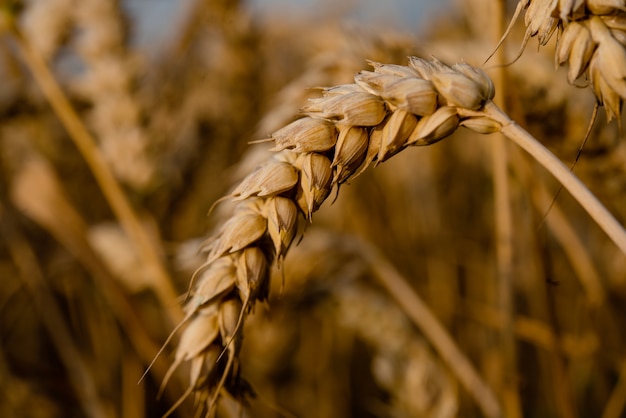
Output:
332 125 370 184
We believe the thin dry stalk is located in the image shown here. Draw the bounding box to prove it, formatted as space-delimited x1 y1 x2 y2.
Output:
513 154 606 306
7 23 182 325
543 262 578 418
8 157 180 400
480 102 626 254
356 238 502 418
122 355 146 418
488 0 522 416
464 302 598 358
0 202 110 418
603 358 626 418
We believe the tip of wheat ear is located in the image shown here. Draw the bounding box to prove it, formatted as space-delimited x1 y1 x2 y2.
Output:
163 56 498 415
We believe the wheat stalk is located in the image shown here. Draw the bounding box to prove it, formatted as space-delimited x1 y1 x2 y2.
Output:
291 232 459 418
0 188 108 418
252 229 459 417
6 17 182 326
480 101 626 253
160 51 626 416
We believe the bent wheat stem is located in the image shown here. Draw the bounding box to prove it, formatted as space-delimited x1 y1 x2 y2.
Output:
481 101 626 254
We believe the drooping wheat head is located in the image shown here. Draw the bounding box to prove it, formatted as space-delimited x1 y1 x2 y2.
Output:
160 6 626 412
159 57 497 416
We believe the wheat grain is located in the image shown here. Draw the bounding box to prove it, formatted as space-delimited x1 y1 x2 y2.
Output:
331 125 370 184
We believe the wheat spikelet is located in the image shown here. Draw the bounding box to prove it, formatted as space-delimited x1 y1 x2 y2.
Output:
160 56 496 415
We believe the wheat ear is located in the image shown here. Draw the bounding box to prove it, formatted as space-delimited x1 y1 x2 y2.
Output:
506 0 626 122
163 55 626 415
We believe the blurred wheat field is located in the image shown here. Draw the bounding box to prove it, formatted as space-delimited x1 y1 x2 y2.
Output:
1 0 626 417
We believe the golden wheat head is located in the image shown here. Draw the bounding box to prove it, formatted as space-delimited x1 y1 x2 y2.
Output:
158 56 498 416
